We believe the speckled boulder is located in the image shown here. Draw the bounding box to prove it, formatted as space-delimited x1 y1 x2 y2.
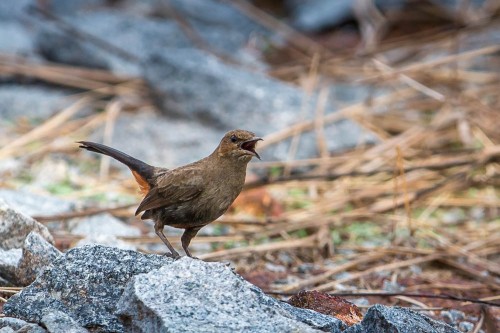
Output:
4 245 341 333
116 257 343 333
17 232 62 286
0 200 59 286
0 199 53 250
4 245 169 332
345 304 460 333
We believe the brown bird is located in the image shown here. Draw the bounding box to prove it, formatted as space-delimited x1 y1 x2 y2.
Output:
78 129 261 258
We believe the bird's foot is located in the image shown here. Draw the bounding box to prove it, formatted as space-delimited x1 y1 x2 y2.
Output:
163 251 181 260
183 248 199 260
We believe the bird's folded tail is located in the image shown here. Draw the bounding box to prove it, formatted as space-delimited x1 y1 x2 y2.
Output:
78 141 155 195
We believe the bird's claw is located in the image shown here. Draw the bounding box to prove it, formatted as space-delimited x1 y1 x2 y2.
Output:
163 251 181 260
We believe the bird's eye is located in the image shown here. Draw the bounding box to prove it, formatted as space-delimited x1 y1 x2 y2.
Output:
230 135 237 143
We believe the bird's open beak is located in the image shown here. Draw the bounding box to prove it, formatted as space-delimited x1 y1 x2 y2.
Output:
240 137 263 160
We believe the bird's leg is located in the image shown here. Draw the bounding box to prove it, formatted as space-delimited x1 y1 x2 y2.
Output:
154 221 180 259
181 227 202 258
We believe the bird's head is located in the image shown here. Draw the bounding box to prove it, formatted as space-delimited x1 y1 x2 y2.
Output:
217 129 262 162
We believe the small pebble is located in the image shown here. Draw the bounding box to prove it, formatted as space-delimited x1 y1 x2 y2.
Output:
469 207 484 221
458 321 474 332
409 265 422 275
382 280 405 292
441 309 465 324
296 263 315 274
350 298 370 307
265 263 286 273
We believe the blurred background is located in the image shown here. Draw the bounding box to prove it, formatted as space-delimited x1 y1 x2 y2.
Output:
0 0 499 329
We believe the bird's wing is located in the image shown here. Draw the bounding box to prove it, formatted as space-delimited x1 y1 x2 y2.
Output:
135 168 204 215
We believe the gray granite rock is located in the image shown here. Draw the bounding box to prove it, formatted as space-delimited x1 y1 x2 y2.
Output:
40 310 89 333
287 0 486 35
0 190 75 219
0 0 34 21
25 2 371 163
144 49 301 129
0 22 35 55
17 232 62 286
0 318 31 331
4 245 170 332
441 309 465 325
4 245 343 333
44 0 108 15
0 201 60 286
0 276 13 287
457 321 474 332
143 48 372 161
69 213 140 238
0 86 73 123
0 317 46 333
3 245 457 333
166 0 270 55
33 10 179 76
0 248 22 284
0 0 37 55
0 232 60 286
116 257 330 333
33 0 268 75
287 0 354 32
0 199 54 250
90 111 221 168
286 0 406 33
345 304 460 333
35 26 110 69
430 0 489 18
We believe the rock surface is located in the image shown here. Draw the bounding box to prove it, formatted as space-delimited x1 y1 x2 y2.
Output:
17 232 62 286
4 245 458 333
286 0 407 33
0 85 74 122
0 199 54 250
69 213 140 238
0 248 22 285
41 310 88 333
84 107 261 176
144 49 303 129
144 49 370 161
92 111 222 168
33 0 267 77
0 190 75 219
0 199 60 286
4 245 169 332
4 245 343 333
287 0 354 32
0 0 37 55
345 304 460 333
35 26 110 69
0 317 45 333
0 0 375 166
116 257 342 333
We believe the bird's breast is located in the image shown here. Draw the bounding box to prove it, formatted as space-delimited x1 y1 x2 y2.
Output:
152 161 247 228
